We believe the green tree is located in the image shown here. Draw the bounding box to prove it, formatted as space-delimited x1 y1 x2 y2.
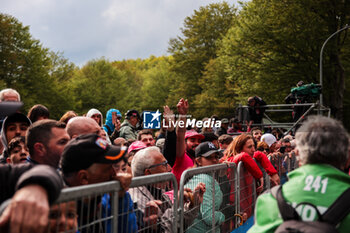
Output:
0 13 77 119
168 2 237 107
218 0 350 121
70 58 128 115
140 56 176 110
193 57 237 118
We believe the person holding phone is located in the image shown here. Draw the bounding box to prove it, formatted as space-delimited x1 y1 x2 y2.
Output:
103 109 122 142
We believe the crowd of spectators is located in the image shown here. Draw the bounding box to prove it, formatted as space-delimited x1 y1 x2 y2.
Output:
0 88 349 233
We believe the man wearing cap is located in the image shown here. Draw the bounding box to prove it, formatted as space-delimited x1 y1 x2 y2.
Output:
26 120 70 169
261 133 277 149
184 141 225 233
61 133 132 233
0 113 31 163
61 133 129 187
172 129 205 184
216 118 229 136
120 109 140 141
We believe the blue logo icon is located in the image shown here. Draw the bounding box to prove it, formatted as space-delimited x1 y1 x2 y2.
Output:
143 110 161 129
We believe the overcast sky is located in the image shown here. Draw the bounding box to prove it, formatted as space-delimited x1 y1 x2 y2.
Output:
2 0 244 66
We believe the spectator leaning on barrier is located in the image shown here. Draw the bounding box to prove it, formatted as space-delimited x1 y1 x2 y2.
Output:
130 146 173 231
120 109 140 141
0 164 63 233
249 116 350 233
130 146 204 233
222 133 264 190
221 133 269 218
185 141 224 233
26 119 69 169
61 133 130 190
61 133 132 233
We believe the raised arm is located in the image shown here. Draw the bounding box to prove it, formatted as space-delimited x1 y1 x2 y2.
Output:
162 105 177 166
176 98 188 159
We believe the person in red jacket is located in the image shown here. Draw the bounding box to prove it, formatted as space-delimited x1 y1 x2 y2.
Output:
221 133 264 218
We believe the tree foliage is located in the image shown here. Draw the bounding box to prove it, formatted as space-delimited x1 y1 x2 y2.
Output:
167 2 237 107
0 13 76 119
1 1 350 128
218 0 350 120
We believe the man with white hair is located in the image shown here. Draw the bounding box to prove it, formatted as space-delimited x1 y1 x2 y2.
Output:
249 116 350 233
130 146 205 232
0 88 20 102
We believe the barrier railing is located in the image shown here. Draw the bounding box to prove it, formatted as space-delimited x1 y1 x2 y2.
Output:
55 181 121 233
236 161 257 221
254 159 271 191
178 163 237 233
53 161 268 233
128 172 178 233
236 102 331 135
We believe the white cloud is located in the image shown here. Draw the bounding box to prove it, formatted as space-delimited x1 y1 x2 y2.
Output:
2 0 244 66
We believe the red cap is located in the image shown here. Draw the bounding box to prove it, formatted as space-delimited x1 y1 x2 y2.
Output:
128 141 147 154
185 130 205 140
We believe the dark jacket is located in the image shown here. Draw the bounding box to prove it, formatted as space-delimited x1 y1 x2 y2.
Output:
0 163 63 205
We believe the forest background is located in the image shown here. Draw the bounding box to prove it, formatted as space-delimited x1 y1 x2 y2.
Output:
1 0 350 129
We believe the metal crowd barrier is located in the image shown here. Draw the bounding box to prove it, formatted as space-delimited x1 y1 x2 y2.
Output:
54 180 121 233
268 154 283 178
178 163 237 233
52 162 265 233
52 173 177 233
254 159 271 191
284 152 299 172
128 172 178 233
268 152 299 185
236 161 257 221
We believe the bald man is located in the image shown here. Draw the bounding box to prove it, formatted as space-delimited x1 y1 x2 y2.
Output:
66 117 106 139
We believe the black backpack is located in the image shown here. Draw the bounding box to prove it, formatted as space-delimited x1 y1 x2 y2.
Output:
270 185 350 233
